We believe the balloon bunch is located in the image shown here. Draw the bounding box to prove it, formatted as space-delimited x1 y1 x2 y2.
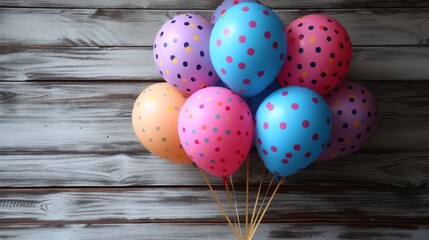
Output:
132 1 378 239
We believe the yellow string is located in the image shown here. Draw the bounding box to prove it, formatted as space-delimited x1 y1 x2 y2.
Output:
198 167 240 239
244 156 250 239
249 167 266 236
224 177 239 238
248 177 285 240
250 175 274 234
230 175 242 240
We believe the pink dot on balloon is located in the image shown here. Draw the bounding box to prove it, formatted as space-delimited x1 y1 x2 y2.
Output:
282 91 288 96
238 62 246 69
258 71 264 77
215 147 220 152
243 79 250 84
271 146 278 152
294 144 301 151
247 48 255 56
226 56 233 63
264 31 271 39
182 127 186 132
312 97 319 103
242 6 249 12
273 171 280 175
221 68 226 75
249 21 257 28
221 10 226 16
280 122 287 129
224 28 230 35
285 153 293 158
263 149 268 155
280 53 284 60
257 138 262 145
195 140 199 144
305 152 312 158
239 35 246 43
216 39 222 46
302 120 310 128
312 133 319 141
225 106 231 111
263 122 269 129
263 10 269 15
273 41 279 49
199 104 204 109
291 103 299 110
233 0 239 4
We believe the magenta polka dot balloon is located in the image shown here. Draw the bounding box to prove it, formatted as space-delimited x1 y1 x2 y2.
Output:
318 81 378 161
211 0 257 24
277 14 353 95
178 87 254 178
153 14 219 94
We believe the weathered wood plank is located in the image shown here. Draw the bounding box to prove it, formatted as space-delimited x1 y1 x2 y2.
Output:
1 46 429 81
0 187 428 224
0 81 428 152
0 223 428 240
0 150 428 188
1 8 428 47
1 0 428 9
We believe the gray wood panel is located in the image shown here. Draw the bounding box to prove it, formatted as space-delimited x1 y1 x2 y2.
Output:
1 8 428 46
1 46 429 81
0 81 427 152
0 187 428 223
0 224 428 240
1 0 428 9
1 150 428 188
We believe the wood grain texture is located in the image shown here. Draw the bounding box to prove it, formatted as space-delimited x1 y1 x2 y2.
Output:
1 8 428 47
0 187 428 224
0 81 428 188
0 224 428 240
1 46 429 81
0 81 428 152
1 0 429 9
0 150 428 188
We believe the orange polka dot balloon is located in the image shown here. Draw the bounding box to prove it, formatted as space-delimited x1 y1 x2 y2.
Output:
132 83 192 164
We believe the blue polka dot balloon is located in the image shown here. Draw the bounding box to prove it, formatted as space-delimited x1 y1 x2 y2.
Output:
254 86 332 176
210 2 286 97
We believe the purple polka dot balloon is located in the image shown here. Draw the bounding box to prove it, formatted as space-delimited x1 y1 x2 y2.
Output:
153 14 219 94
318 81 378 160
211 0 257 24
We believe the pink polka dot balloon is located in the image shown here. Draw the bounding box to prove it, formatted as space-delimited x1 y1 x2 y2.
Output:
153 14 219 94
211 0 257 24
277 14 353 95
178 87 254 178
318 81 378 161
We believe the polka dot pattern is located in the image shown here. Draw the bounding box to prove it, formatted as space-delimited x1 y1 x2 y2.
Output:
254 86 332 176
178 87 254 178
132 83 192 164
210 2 287 97
318 81 378 160
277 14 353 95
153 14 219 95
211 0 257 24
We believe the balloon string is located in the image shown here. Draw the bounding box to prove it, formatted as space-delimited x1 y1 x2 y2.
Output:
198 167 240 239
224 177 239 238
244 156 250 239
249 167 266 237
248 177 285 240
250 174 274 235
230 175 242 240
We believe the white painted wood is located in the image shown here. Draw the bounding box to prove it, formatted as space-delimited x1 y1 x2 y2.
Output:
0 8 428 46
0 223 428 240
0 187 427 223
1 47 429 81
1 0 428 9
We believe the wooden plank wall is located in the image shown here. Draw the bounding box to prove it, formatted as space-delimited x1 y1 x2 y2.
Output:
0 0 428 239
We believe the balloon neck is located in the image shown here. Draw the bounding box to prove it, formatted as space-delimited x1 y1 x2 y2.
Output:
223 177 229 187
192 162 198 168
274 175 282 184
